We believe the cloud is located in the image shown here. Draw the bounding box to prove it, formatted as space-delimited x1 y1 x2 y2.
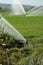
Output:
0 0 12 4
0 0 43 6
20 0 43 5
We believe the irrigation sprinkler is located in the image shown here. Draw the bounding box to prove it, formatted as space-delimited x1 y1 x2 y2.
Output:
26 6 43 16
0 15 28 48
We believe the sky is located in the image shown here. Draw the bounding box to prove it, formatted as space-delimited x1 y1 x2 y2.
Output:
0 0 43 6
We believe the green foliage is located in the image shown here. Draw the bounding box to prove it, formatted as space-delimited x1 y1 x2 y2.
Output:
17 45 43 65
17 57 29 65
13 48 19 53
0 33 15 45
9 51 22 63
20 46 34 57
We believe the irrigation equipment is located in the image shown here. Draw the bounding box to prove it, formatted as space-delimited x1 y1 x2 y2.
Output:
0 16 26 44
11 0 26 15
26 6 43 16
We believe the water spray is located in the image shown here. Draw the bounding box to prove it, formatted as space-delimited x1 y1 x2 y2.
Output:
11 0 26 15
26 6 43 16
0 15 27 47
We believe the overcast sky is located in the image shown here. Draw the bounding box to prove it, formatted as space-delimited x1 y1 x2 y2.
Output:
0 0 43 6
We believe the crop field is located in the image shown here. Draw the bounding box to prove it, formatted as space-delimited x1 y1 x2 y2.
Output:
2 15 43 44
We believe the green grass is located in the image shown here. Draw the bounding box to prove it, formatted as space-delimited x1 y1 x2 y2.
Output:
2 15 43 43
0 15 43 65
2 15 43 44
